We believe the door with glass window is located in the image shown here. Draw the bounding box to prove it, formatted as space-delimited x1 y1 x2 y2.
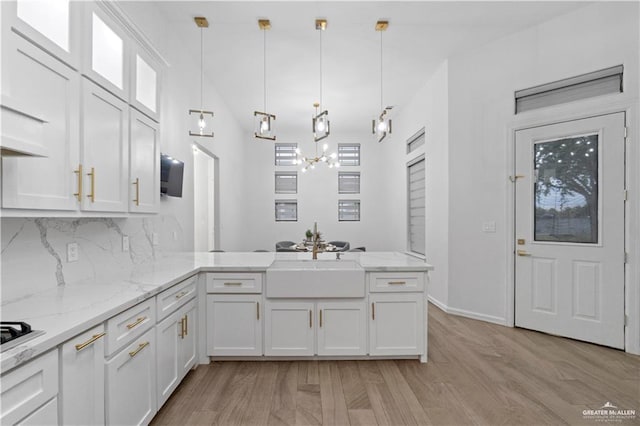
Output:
514 113 625 349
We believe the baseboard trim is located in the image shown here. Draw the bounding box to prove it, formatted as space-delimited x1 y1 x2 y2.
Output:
428 295 508 326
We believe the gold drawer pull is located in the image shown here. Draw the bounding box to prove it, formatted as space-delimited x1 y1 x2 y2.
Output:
184 315 188 336
517 250 531 257
75 332 106 351
223 282 242 286
388 281 406 285
73 164 83 201
256 302 260 320
175 291 188 299
319 309 323 328
87 167 95 203
132 177 140 206
309 310 312 328
129 341 149 357
372 303 375 320
126 316 146 329
179 317 185 338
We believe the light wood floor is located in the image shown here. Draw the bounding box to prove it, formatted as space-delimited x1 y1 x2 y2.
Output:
151 305 639 425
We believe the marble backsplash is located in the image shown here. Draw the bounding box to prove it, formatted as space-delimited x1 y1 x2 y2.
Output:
1 216 185 303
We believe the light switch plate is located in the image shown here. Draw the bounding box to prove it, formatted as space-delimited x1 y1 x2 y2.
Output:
67 242 79 262
122 235 129 252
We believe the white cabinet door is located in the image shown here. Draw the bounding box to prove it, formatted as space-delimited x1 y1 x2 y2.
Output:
317 301 367 356
81 78 129 212
369 293 424 356
207 294 262 356
1 33 80 211
61 325 105 426
106 328 156 426
179 301 198 377
264 301 314 356
156 310 181 409
129 108 159 213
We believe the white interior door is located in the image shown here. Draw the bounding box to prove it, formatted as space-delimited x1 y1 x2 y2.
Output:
515 113 625 349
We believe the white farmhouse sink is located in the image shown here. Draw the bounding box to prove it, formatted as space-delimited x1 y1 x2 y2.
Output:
266 260 365 298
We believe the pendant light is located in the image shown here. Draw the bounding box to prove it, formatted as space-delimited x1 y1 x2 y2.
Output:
189 16 214 138
372 20 392 142
295 103 340 172
254 19 276 140
312 19 330 142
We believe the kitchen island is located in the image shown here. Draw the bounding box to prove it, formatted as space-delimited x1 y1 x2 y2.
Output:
0 251 431 426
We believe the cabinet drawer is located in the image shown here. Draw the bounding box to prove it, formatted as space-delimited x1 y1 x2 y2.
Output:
206 273 262 293
0 350 58 426
106 298 155 356
156 275 197 321
368 272 425 292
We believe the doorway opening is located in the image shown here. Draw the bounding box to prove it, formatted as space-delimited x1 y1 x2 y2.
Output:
193 144 219 252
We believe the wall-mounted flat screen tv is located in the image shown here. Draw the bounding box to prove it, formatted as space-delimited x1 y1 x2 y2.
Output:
160 153 184 197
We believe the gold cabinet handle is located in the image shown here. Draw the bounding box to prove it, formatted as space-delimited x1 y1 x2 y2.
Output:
179 317 185 339
175 291 187 299
388 281 406 285
319 309 323 328
517 250 531 257
309 310 312 328
223 282 242 286
129 341 149 357
132 177 140 206
73 164 83 201
126 316 146 329
372 303 375 320
256 302 260 320
86 167 95 203
75 332 105 351
184 315 188 336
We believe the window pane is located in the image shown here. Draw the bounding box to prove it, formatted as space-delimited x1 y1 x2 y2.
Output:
275 143 298 166
534 134 598 243
338 200 360 221
338 144 360 166
408 158 425 255
17 0 70 51
275 172 297 194
338 172 360 194
407 128 425 154
275 200 297 221
92 13 123 89
136 55 157 113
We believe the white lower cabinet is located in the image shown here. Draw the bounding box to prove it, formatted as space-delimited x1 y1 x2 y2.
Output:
105 328 156 426
156 299 197 408
207 294 262 356
369 293 424 356
317 301 367 356
0 349 58 425
264 300 366 356
61 325 105 425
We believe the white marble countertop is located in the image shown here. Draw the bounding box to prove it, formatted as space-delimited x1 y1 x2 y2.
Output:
1 251 431 373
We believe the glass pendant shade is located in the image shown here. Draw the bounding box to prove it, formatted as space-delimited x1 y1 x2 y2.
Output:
312 107 330 142
254 111 276 140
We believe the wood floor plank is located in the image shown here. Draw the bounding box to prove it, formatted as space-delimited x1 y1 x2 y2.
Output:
152 304 640 426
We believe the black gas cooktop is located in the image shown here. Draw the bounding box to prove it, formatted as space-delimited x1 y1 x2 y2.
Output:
0 322 45 353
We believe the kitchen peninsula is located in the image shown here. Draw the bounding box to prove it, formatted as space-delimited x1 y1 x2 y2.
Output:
0 252 431 425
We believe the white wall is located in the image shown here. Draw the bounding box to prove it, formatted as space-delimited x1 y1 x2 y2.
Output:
445 2 639 326
240 127 396 252
391 62 450 307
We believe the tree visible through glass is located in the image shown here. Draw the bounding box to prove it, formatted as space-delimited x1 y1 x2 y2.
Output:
534 134 598 243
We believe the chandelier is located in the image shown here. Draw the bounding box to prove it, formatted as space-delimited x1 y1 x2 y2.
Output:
189 16 214 138
372 20 392 142
254 19 276 140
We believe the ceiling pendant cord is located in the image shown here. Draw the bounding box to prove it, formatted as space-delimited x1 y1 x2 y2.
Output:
200 27 204 112
380 29 383 112
263 26 267 113
319 28 323 112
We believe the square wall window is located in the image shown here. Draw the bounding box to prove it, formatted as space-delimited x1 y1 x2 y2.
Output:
338 144 360 166
275 143 298 166
338 200 360 221
275 172 297 194
338 172 360 194
275 200 297 221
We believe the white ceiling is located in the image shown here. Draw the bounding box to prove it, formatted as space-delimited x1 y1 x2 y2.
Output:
151 1 588 137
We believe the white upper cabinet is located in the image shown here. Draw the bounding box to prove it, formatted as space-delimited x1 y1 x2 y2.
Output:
4 0 82 68
1 32 80 211
83 4 130 100
129 108 159 213
131 50 161 121
81 78 129 212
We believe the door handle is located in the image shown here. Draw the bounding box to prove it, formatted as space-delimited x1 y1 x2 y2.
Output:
517 250 531 257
